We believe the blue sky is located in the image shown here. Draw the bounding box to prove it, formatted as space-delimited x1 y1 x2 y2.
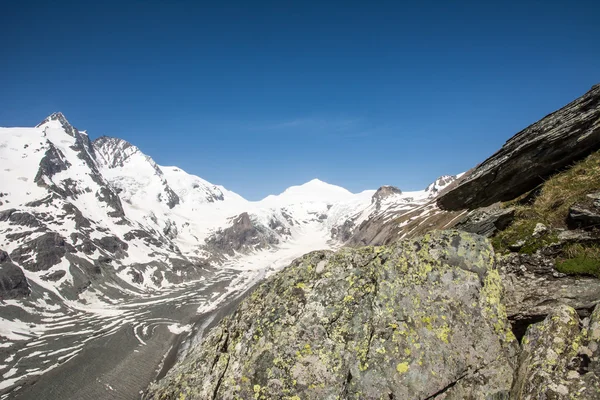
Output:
1 1 599 200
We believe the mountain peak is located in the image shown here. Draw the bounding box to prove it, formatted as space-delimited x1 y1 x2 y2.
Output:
36 112 76 136
37 112 69 127
261 178 353 204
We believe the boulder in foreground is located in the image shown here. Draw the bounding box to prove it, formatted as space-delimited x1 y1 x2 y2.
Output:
146 231 518 399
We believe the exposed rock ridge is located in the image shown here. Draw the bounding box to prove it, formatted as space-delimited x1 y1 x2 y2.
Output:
438 84 600 210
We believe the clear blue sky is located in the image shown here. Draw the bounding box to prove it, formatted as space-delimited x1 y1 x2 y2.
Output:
1 1 599 200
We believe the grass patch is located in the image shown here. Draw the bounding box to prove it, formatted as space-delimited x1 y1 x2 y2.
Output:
491 220 558 254
531 150 600 227
555 243 600 278
490 150 600 254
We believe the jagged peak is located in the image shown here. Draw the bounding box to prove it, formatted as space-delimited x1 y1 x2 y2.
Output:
36 112 77 136
37 112 68 127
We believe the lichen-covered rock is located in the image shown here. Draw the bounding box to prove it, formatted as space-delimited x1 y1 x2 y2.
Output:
145 230 518 400
510 304 600 399
498 253 600 333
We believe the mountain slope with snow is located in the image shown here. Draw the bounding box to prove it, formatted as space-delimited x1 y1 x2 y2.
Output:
0 113 461 302
0 113 462 397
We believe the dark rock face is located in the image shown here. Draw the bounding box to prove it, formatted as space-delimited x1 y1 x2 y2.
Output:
62 203 92 229
10 233 75 272
36 112 76 137
438 84 600 210
454 205 515 237
0 250 30 299
147 231 518 399
124 229 164 248
40 270 67 282
205 212 278 256
96 236 129 254
268 218 291 236
330 219 355 242
95 187 126 218
567 193 600 230
511 305 600 399
34 142 71 185
0 209 44 228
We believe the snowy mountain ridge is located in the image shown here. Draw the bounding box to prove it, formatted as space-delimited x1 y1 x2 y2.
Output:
0 112 460 301
0 113 462 396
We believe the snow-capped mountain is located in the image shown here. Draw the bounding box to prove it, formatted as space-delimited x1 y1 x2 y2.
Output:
0 112 461 303
0 113 462 396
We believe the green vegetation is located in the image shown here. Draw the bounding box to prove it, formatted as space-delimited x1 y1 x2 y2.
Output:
491 149 600 255
555 243 600 278
491 220 558 254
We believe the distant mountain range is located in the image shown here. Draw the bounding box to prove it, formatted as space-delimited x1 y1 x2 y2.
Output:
0 112 459 304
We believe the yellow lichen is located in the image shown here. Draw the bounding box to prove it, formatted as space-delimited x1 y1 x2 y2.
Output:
396 362 409 374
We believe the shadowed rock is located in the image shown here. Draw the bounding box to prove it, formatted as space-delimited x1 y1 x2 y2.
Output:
567 193 600 230
438 84 600 210
0 250 30 299
10 233 75 272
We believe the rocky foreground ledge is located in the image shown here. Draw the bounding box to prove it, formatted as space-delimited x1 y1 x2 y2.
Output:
144 230 596 399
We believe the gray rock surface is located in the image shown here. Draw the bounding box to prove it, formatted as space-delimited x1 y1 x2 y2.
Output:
371 185 402 210
568 193 600 230
10 232 75 272
146 231 518 400
438 84 600 210
510 304 600 399
498 253 600 338
454 204 515 237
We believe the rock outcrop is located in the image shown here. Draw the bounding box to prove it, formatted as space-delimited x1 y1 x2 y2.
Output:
510 304 600 399
438 84 600 211
146 231 518 399
204 212 279 256
498 252 600 338
0 250 30 299
567 192 600 230
371 185 402 210
454 204 515 237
